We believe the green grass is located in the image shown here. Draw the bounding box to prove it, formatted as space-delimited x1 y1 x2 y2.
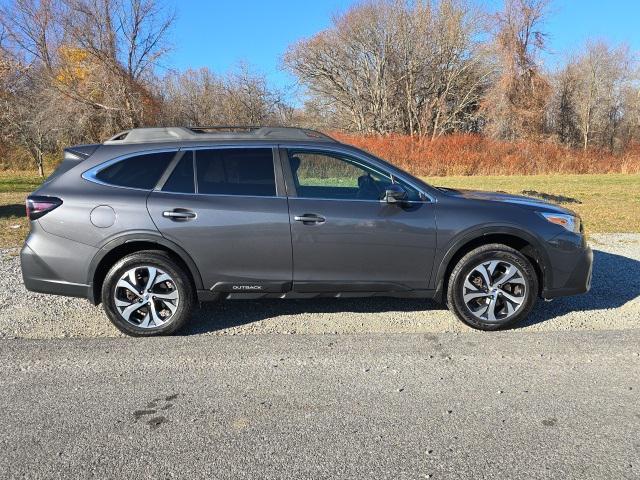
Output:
0 171 638 248
0 172 44 248
299 177 359 187
0 173 44 193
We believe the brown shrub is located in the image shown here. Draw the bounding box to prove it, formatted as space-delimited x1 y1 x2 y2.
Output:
331 132 640 176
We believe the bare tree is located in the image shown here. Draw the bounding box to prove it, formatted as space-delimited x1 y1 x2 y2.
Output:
619 81 640 148
570 42 634 150
223 64 290 125
284 0 489 137
0 0 62 69
284 2 393 133
158 64 290 128
547 64 580 145
0 63 61 176
424 0 491 138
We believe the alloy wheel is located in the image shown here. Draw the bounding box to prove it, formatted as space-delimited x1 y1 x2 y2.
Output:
114 266 179 329
462 260 527 323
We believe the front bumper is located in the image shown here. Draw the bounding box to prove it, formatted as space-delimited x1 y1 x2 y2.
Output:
541 233 593 299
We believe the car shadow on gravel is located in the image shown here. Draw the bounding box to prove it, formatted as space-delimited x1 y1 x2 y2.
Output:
182 249 639 334
516 249 640 329
184 297 447 335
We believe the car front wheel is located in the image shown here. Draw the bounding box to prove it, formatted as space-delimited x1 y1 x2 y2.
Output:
101 250 194 336
446 244 538 331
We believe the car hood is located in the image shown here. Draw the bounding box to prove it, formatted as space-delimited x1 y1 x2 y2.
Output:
437 187 576 215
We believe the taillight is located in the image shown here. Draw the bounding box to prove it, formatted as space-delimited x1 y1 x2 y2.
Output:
26 196 62 220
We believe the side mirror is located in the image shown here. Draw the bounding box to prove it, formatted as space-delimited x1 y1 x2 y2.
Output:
383 184 407 204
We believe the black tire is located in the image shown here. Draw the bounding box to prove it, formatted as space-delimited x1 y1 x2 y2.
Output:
101 250 195 336
446 244 538 331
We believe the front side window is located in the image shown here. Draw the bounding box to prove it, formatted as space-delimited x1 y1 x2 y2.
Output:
95 151 175 190
195 148 276 196
288 150 422 201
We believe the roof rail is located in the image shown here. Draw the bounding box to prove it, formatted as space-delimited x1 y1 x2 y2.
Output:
188 126 261 133
104 126 336 145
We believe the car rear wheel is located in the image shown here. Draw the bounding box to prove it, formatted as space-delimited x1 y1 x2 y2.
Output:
101 251 194 336
446 244 538 331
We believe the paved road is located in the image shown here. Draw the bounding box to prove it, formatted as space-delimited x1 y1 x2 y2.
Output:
1 331 638 479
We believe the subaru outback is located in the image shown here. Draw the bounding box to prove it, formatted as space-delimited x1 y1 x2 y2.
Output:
21 127 593 336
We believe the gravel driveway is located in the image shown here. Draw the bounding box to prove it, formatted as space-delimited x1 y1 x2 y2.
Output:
1 233 638 339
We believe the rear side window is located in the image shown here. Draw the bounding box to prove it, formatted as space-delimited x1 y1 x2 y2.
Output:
162 153 195 194
95 151 175 189
195 148 276 196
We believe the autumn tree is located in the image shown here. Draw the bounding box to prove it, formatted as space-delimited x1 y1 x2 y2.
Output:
483 0 550 140
59 0 173 129
0 0 173 138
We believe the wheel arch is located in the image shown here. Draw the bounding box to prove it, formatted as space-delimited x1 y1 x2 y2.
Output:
87 232 204 305
433 226 551 302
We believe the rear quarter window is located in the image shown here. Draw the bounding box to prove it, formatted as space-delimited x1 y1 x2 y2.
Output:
95 151 176 189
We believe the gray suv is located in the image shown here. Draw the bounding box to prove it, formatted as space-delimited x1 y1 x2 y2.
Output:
21 127 592 336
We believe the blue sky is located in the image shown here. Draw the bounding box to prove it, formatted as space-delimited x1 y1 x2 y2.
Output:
165 0 640 98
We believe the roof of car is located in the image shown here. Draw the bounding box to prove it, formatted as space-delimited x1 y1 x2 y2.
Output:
103 126 337 145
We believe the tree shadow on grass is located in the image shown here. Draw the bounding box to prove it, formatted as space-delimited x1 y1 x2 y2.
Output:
181 248 639 335
0 204 25 219
520 190 582 204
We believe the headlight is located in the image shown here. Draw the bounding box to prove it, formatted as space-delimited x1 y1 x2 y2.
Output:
538 212 581 234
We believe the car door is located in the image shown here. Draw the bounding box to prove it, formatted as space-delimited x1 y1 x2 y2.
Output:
282 147 437 293
147 147 293 293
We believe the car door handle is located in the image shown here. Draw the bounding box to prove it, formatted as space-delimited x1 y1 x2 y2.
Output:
294 214 326 224
163 209 197 221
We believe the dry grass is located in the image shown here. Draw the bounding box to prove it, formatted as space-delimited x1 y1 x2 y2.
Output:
0 192 29 249
425 174 640 234
333 132 640 176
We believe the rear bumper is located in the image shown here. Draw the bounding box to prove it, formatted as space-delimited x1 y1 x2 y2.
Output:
20 223 96 300
21 244 91 298
542 240 593 299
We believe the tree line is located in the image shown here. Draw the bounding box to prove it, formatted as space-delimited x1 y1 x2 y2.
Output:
287 0 639 150
0 0 638 176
